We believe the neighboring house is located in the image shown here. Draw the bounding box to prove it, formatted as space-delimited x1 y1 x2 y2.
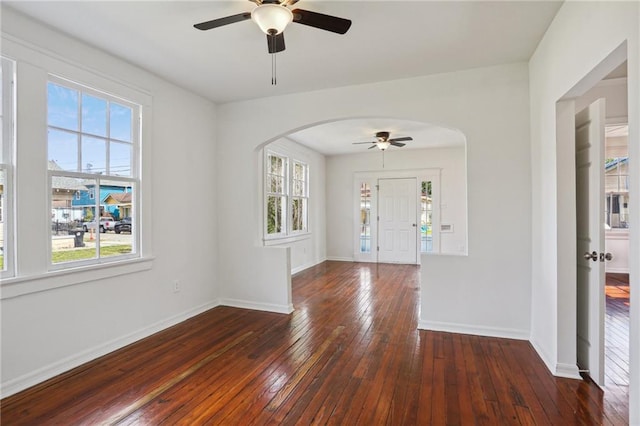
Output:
71 184 130 219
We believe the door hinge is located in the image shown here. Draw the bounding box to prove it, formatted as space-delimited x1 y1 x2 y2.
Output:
377 246 380 252
376 184 379 190
377 216 380 221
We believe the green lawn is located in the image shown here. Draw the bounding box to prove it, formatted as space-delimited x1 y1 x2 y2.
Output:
52 245 133 264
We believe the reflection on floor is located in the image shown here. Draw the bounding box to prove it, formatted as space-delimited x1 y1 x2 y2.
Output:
604 273 629 408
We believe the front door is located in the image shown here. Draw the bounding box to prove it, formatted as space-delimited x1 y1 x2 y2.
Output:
575 98 606 386
378 178 417 264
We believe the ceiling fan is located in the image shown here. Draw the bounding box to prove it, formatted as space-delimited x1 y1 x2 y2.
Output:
353 131 413 151
193 0 352 55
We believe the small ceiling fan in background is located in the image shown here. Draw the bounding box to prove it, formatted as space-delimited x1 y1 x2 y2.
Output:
353 131 413 168
353 131 413 151
194 0 352 55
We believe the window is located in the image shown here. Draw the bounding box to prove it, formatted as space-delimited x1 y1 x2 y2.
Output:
0 57 15 277
359 182 371 253
291 161 308 233
48 77 139 266
604 126 629 230
265 152 309 240
266 153 287 236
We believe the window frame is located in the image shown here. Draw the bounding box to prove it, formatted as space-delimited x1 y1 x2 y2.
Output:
264 150 310 243
290 160 309 235
47 75 140 270
0 56 16 278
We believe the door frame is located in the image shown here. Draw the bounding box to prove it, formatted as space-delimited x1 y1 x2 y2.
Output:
554 44 634 394
353 168 441 264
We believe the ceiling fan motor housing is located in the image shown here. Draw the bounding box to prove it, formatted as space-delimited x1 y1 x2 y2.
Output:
376 131 390 141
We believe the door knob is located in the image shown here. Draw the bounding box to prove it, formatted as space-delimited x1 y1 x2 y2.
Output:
601 252 613 261
583 251 598 261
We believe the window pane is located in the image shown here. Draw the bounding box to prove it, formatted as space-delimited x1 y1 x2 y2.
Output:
110 103 132 142
267 195 284 234
82 93 107 137
100 183 133 258
48 129 78 171
110 141 132 177
82 136 107 174
52 177 96 264
48 82 79 131
292 197 306 232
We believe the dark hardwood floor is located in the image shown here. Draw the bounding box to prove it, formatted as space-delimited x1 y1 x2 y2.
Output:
604 272 630 420
1 262 629 424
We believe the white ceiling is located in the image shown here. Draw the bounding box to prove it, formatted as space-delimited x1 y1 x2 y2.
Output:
288 118 466 155
5 0 562 155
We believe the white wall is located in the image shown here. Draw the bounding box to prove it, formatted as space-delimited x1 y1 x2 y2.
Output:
217 62 532 340
528 2 639 423
326 146 467 259
263 137 327 274
1 8 219 396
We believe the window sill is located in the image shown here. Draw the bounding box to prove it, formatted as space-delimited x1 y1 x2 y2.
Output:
0 257 154 300
264 233 311 246
605 229 629 240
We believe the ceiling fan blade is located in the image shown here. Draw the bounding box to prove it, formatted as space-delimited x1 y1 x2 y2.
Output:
194 12 251 31
368 145 377 149
248 0 262 4
267 32 286 53
388 136 413 142
390 142 406 147
292 9 352 34
352 141 375 145
282 0 300 5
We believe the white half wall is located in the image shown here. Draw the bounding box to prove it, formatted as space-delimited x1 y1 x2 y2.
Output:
528 2 639 423
262 137 327 275
217 62 532 342
1 9 219 396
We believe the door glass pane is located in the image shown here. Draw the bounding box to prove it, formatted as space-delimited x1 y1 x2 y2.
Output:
359 182 371 253
421 181 433 253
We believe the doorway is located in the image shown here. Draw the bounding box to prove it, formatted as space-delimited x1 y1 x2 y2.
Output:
572 58 630 397
378 178 417 264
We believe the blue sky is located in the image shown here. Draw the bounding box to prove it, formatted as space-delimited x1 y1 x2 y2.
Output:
47 82 133 176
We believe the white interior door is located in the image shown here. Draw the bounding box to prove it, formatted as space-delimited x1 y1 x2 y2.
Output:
575 98 606 386
378 178 417 264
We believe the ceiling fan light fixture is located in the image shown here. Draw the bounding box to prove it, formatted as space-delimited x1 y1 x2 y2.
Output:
251 4 293 35
377 141 391 151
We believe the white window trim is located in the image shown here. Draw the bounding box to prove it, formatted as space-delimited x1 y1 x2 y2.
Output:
0 35 153 296
47 76 141 270
0 56 16 279
263 150 311 243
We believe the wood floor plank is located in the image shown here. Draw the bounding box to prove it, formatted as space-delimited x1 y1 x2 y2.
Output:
0 261 629 424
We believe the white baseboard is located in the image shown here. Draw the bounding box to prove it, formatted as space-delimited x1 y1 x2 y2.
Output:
291 257 327 275
219 298 294 315
605 267 629 274
0 300 221 398
418 319 529 340
555 363 581 380
326 256 354 262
